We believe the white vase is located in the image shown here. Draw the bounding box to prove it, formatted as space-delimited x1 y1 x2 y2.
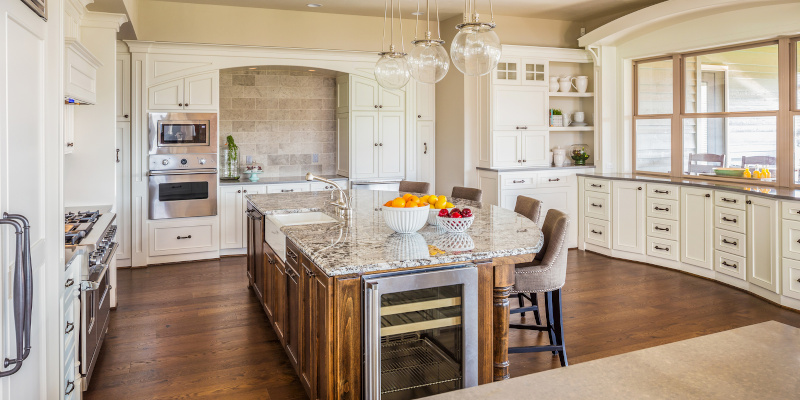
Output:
574 76 589 93
549 77 559 92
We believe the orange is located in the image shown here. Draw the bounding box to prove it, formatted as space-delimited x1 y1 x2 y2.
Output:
384 201 393 207
408 195 420 203
402 193 413 201
391 197 406 208
405 200 419 208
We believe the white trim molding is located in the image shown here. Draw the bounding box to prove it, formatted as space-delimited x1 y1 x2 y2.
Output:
81 11 128 32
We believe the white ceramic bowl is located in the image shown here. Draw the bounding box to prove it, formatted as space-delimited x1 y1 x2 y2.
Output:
383 206 429 234
436 215 475 233
427 207 454 226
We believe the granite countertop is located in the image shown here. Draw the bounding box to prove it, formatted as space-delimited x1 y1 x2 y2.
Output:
220 174 347 186
578 172 800 201
246 190 543 277
477 164 596 173
428 321 800 399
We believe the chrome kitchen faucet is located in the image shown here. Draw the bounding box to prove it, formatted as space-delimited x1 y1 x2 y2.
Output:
305 173 352 219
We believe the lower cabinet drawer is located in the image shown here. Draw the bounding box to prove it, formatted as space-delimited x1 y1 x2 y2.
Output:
501 175 535 189
782 258 800 301
782 219 800 261
537 173 571 188
149 221 217 256
584 178 610 194
646 237 678 261
584 217 610 249
646 198 679 221
714 191 746 211
267 183 310 194
646 217 678 241
584 192 610 221
647 184 679 200
715 207 746 234
715 250 746 281
781 201 800 222
715 229 746 257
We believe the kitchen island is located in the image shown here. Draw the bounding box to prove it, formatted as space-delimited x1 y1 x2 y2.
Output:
245 189 543 399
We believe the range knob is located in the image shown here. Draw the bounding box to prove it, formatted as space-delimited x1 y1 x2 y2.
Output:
180 159 188 165
161 159 170 166
198 158 206 165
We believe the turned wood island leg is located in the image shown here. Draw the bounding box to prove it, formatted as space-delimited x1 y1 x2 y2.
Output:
492 257 528 382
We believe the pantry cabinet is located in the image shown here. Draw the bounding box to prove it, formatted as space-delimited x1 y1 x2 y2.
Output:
746 196 780 293
680 187 714 269
116 54 131 122
611 181 646 254
147 71 218 111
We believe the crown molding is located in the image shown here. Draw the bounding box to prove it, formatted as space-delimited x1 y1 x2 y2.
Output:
82 12 128 32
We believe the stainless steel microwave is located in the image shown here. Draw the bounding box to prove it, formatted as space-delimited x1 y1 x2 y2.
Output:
148 112 218 155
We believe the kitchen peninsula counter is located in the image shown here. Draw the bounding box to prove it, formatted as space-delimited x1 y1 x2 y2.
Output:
220 174 347 186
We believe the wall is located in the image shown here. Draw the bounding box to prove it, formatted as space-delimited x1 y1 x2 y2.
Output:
219 67 337 177
492 15 581 49
434 15 466 194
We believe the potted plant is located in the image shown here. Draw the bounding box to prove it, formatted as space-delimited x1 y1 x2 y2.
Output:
550 109 563 127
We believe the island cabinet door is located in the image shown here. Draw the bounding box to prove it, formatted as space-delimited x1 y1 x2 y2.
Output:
263 244 278 321
681 187 714 269
746 196 780 293
300 257 316 397
611 181 646 254
285 245 302 369
272 258 287 344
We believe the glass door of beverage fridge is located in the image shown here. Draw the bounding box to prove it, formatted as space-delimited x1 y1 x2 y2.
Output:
363 265 478 399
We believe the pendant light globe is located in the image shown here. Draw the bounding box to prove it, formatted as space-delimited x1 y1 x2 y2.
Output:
375 51 411 90
408 38 450 84
450 22 501 77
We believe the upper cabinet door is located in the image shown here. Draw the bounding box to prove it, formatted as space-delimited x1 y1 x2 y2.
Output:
493 86 548 130
116 55 131 121
520 131 549 166
415 81 435 120
379 87 405 112
378 111 405 178
184 72 218 111
351 111 379 178
351 76 380 111
493 59 520 85
148 78 184 111
520 58 548 86
492 131 521 167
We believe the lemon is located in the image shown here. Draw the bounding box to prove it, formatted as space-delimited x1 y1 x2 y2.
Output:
445 202 454 208
437 195 447 204
391 197 406 208
420 195 430 203
428 195 439 205
435 199 447 209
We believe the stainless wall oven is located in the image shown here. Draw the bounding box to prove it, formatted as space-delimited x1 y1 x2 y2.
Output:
148 112 217 154
148 154 218 220
363 264 478 399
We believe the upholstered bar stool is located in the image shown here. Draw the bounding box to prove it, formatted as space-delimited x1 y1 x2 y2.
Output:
513 195 543 321
398 180 430 194
509 209 569 367
451 186 483 202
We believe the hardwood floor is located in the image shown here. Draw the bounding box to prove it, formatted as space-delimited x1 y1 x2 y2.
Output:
85 250 800 399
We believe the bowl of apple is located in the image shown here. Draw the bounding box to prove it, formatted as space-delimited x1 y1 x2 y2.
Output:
436 208 475 233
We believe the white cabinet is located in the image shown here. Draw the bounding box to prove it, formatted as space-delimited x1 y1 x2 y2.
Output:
415 82 435 120
680 187 714 269
746 196 780 293
378 112 404 178
492 86 548 131
115 123 131 261
492 131 522 167
220 186 246 250
521 131 549 166
65 39 101 104
351 111 379 178
611 181 645 254
493 58 548 86
148 71 218 111
350 75 405 111
116 54 131 121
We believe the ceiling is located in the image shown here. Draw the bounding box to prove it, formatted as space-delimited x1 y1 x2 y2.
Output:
154 0 666 22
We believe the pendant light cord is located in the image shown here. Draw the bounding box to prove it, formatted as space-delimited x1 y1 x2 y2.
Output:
489 0 494 23
399 0 405 52
414 0 419 40
436 0 441 39
382 0 388 52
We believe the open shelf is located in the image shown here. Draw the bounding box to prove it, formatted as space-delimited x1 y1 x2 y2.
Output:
549 92 594 98
550 126 595 132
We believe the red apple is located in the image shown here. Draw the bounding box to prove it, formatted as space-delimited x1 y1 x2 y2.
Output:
450 212 463 218
438 209 449 217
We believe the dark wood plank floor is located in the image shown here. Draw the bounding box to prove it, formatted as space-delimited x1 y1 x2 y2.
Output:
85 250 800 399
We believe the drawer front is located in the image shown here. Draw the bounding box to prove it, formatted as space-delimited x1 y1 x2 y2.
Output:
781 219 800 261
584 192 610 221
266 183 311 194
715 229 746 257
715 250 746 280
715 207 746 234
63 296 77 354
781 201 800 222
63 351 78 400
584 217 610 249
714 191 746 211
646 198 679 221
584 178 610 194
646 237 679 261
150 223 216 256
537 173 572 188
782 258 800 301
646 217 678 241
647 184 679 200
310 181 346 191
501 176 535 189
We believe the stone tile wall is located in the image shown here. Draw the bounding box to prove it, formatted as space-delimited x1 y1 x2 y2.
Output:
219 67 337 177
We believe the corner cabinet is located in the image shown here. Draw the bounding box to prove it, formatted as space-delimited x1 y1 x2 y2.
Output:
611 181 645 255
148 71 218 111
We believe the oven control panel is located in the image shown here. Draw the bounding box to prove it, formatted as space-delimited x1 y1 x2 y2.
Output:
149 154 217 171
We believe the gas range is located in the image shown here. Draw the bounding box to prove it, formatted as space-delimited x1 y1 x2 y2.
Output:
65 209 117 279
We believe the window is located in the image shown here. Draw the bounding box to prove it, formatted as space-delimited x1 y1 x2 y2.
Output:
496 62 517 81
636 59 673 115
636 120 671 173
683 117 776 174
634 58 673 173
525 64 545 82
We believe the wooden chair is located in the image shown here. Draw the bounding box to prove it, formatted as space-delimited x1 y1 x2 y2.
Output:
451 186 483 202
509 209 570 367
398 180 430 194
741 155 776 169
687 153 725 174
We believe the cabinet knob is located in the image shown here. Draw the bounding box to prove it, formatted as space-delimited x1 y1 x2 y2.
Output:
374 105 378 108
638 187 642 190
417 115 422 118
379 105 383 108
185 103 189 107
705 194 711 198
65 381 75 396
124 114 129 118
243 190 247 193
522 159 527 163
179 103 183 107
64 278 74 288
746 200 752 204
375 143 379 146
64 322 74 334
517 160 522 163
66 142 74 147
379 143 383 146
237 190 241 193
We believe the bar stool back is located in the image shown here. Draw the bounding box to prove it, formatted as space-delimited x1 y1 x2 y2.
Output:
514 195 542 225
451 186 483 202
398 180 430 194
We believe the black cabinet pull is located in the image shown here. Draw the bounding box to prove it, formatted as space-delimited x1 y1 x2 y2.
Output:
184 103 189 107
374 143 378 146
237 189 242 193
721 261 738 269
65 381 75 395
590 230 602 235
522 159 527 163
654 226 669 231
243 190 248 194
281 189 294 193
178 103 183 107
796 239 800 244
424 142 428 154
721 197 737 203
591 203 602 208
654 206 669 212
513 180 525 183
65 278 74 288
374 105 378 108
176 235 192 240
287 249 298 260
746 200 752 204
721 239 737 246
418 114 422 118
796 210 800 214
64 322 74 335
116 149 120 163
654 246 669 251
721 217 737 223
379 143 383 146
548 178 560 182
379 105 383 108
705 194 711 197
638 187 642 190
590 184 602 188
654 189 669 194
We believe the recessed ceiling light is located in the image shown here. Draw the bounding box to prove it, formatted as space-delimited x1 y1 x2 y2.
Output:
307 3 322 7
411 11 424 15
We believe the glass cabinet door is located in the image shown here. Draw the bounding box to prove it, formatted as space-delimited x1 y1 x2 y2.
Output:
521 59 547 86
494 60 519 84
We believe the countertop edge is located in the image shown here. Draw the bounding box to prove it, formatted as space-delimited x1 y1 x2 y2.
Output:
220 175 348 186
478 165 596 173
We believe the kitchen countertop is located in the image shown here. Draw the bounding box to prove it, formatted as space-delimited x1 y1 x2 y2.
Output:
219 174 347 186
246 190 543 277
428 321 800 400
477 164 596 173
578 172 800 201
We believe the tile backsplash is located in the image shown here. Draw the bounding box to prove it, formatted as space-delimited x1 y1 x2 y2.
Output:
219 66 337 177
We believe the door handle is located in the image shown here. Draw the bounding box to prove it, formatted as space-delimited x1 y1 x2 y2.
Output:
721 261 738 269
721 239 737 246
591 203 602 208
654 226 669 231
721 217 737 223
65 381 75 396
590 230 602 234
721 197 737 203
654 246 669 251
548 178 560 182
424 142 427 154
654 206 669 211
654 190 669 194
64 322 74 335
65 278 74 288
513 180 525 183
590 184 602 188
177 235 192 240
116 149 120 163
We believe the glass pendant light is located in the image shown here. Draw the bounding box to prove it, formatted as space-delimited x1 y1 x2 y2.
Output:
450 0 502 77
408 0 449 84
375 0 411 90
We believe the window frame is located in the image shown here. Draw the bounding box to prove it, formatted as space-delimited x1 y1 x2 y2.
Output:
632 37 796 187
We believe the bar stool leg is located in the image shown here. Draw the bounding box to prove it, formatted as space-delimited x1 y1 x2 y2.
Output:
544 291 557 355
552 289 568 367
530 293 542 325
517 293 526 317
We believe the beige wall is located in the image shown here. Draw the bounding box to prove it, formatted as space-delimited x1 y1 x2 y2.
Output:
220 67 337 177
492 15 581 49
